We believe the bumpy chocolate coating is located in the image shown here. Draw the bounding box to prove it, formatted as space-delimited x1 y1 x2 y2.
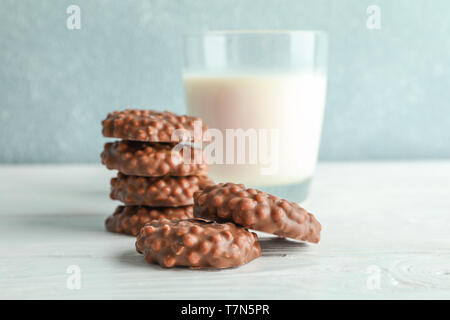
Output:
135 218 262 269
101 140 209 177
105 205 194 236
110 172 214 207
101 109 209 142
194 183 322 243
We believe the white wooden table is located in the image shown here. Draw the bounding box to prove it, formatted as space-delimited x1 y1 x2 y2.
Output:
0 162 449 299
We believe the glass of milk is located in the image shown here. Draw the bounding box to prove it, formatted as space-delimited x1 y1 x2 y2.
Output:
182 31 328 203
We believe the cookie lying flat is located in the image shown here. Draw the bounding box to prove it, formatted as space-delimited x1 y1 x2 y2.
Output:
194 183 322 243
110 172 214 207
101 140 209 177
135 218 262 269
105 205 194 236
101 109 209 142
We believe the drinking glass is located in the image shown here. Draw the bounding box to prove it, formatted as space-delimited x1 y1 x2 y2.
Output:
182 30 328 203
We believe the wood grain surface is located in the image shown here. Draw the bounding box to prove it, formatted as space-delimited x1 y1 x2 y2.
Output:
0 162 449 299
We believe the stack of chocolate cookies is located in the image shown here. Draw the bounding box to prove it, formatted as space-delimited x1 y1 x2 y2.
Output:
101 109 213 236
100 109 323 270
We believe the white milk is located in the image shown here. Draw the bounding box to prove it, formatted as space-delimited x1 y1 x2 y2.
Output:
183 73 327 187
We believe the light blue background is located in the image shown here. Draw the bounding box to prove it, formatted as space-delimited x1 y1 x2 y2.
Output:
1 0 449 163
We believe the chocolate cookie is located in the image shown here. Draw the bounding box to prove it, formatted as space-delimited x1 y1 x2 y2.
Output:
110 172 214 207
101 140 209 177
135 218 262 269
194 183 322 243
101 109 209 142
105 205 194 236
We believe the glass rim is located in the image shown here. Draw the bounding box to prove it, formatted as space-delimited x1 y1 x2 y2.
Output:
183 29 328 37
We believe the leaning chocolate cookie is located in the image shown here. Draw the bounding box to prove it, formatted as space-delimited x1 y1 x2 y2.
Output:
101 140 209 177
105 205 194 236
101 109 209 142
135 218 262 269
110 172 214 207
194 183 322 243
